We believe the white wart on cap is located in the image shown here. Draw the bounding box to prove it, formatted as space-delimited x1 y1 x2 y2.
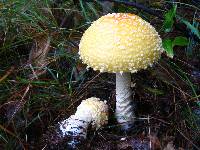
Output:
79 13 163 73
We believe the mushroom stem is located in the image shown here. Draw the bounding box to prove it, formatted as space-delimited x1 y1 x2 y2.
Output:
116 72 135 130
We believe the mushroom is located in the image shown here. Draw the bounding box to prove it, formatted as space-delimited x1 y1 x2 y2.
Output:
79 13 163 130
58 97 108 149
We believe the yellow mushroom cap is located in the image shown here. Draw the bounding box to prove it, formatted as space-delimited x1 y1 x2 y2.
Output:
79 13 164 73
75 97 108 129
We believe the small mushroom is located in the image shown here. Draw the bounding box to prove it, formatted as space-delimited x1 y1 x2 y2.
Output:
79 13 163 131
58 97 108 149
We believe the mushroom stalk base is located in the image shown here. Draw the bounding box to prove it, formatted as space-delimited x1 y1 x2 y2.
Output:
116 72 135 130
58 115 88 149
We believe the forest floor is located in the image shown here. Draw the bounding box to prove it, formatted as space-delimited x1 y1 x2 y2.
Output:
0 1 200 149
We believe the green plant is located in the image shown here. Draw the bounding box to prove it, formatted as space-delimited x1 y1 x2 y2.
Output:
163 36 189 58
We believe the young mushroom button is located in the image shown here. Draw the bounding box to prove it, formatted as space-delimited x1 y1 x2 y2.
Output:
79 13 163 131
58 97 108 149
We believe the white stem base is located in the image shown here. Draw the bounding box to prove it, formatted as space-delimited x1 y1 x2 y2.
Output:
116 72 135 129
58 115 89 148
59 115 89 139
